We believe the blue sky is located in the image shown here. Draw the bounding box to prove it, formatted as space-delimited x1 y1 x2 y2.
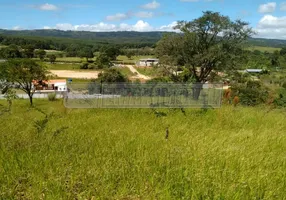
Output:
1 0 286 39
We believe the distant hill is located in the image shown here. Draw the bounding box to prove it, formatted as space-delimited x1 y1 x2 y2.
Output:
0 29 286 49
0 29 165 45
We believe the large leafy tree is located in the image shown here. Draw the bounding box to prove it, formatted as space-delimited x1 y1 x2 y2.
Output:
95 53 113 69
79 47 94 61
100 46 120 61
98 68 128 83
156 11 254 84
34 49 46 61
0 59 48 105
0 45 22 59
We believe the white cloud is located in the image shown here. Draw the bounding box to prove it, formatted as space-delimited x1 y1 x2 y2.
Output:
141 1 160 9
159 21 178 31
30 3 58 11
39 3 58 11
134 11 154 18
43 26 52 29
12 26 22 30
105 13 129 21
258 2 276 14
105 10 172 21
255 14 286 39
280 2 286 11
43 21 178 32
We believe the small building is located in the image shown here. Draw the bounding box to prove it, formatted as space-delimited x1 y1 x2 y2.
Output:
33 79 67 92
245 69 263 73
138 58 159 67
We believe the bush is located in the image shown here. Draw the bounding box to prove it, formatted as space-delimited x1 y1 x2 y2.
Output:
231 81 269 106
273 89 286 107
80 62 89 69
88 63 97 69
48 93 57 101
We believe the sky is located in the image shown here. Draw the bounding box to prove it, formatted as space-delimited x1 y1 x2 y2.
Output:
1 0 286 39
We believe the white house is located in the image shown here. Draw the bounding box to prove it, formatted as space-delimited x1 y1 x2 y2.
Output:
138 58 159 67
33 79 67 92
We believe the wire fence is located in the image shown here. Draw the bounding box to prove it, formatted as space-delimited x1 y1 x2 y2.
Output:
64 83 223 108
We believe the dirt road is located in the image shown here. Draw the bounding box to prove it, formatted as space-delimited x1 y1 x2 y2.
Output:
125 65 151 80
50 70 100 79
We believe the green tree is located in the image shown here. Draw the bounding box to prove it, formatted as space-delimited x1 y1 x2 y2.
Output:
98 68 128 83
23 45 35 58
95 53 112 69
156 11 253 83
0 59 48 105
100 46 120 60
34 49 46 61
126 51 135 60
271 50 280 67
4 89 18 111
0 45 22 58
79 47 94 61
280 47 286 56
48 54 56 64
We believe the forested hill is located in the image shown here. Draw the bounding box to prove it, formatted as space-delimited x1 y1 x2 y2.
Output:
0 29 165 46
1 29 286 49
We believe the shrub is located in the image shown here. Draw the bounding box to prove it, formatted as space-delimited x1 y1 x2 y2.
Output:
231 81 269 106
273 89 286 107
88 63 97 69
80 62 89 69
48 93 57 101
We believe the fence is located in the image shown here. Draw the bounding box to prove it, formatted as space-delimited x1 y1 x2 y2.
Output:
64 83 223 108
0 93 64 100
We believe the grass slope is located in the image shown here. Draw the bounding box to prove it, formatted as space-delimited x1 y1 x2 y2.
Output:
1 100 286 199
246 46 281 53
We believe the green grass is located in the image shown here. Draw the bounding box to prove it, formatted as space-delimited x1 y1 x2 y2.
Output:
44 50 65 55
135 67 158 77
1 100 286 199
58 78 93 83
114 66 134 77
44 63 82 70
116 55 155 63
246 46 281 53
0 45 7 49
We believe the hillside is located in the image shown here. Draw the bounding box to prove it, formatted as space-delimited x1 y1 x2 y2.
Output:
1 99 286 198
1 29 286 48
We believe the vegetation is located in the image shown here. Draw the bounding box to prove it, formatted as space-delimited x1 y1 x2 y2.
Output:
135 67 158 77
1 100 286 198
0 59 48 105
47 92 57 101
2 10 286 198
156 11 253 84
45 63 81 70
98 68 128 83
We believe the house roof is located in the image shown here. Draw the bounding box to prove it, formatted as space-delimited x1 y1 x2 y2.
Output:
139 58 159 61
245 69 263 73
33 79 66 85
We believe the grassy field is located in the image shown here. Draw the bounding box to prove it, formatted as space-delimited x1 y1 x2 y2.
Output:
44 63 82 70
135 67 158 77
44 50 65 56
246 46 281 53
114 66 134 77
0 45 7 49
117 55 155 63
1 100 286 199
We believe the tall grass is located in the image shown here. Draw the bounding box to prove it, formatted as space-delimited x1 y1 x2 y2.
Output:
1 100 286 199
